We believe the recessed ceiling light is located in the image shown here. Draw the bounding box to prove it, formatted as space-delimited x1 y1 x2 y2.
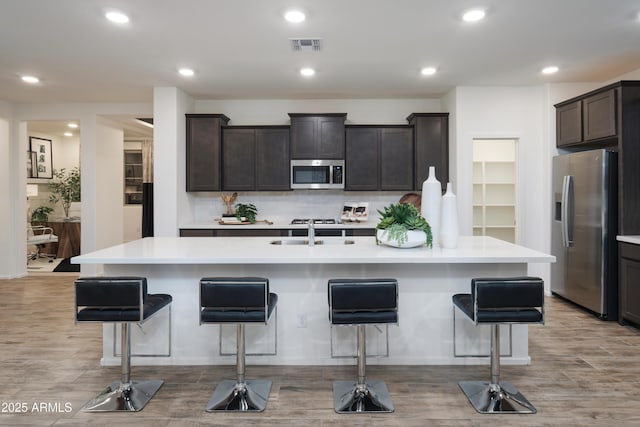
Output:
462 9 485 22
284 10 305 23
105 11 129 24
542 66 559 74
421 67 437 76
67 123 78 129
21 75 39 84
64 132 73 137
179 68 195 77
300 67 315 77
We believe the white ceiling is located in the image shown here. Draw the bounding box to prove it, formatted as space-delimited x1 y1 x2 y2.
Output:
2 0 640 105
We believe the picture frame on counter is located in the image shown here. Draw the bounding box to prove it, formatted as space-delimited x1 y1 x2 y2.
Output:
29 136 53 179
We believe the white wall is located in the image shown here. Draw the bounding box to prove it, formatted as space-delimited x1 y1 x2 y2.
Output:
452 86 549 284
0 101 23 278
153 87 195 237
195 98 441 125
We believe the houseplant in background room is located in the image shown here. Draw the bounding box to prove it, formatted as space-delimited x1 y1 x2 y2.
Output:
49 167 81 220
375 202 433 248
31 206 54 222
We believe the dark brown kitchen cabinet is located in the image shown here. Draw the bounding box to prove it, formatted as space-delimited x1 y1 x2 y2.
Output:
186 114 230 191
619 242 640 326
345 126 414 191
222 128 255 191
583 89 616 141
289 113 346 159
556 101 582 147
555 87 617 148
222 126 290 191
407 113 449 192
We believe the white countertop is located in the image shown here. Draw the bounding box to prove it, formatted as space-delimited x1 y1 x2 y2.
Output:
73 235 554 265
617 235 640 245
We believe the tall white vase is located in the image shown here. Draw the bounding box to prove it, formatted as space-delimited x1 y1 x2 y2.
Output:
421 166 441 246
440 182 459 249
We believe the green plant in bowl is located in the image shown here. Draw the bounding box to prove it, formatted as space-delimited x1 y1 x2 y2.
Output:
235 203 258 223
376 202 433 247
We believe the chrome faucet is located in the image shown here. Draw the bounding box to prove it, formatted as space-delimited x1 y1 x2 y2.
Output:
308 221 315 246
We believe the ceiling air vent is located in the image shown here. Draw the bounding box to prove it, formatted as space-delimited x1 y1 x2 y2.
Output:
290 38 322 52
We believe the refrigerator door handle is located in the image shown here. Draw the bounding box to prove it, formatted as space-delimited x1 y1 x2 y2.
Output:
562 175 574 247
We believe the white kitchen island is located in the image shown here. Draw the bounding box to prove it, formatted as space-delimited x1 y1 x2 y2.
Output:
72 236 554 367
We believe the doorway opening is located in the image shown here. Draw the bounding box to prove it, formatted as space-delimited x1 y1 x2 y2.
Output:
472 138 518 243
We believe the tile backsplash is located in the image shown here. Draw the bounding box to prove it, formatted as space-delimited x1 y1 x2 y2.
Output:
190 191 411 223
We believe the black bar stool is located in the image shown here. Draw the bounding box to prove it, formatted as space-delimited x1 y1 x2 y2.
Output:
452 276 544 414
74 276 172 412
199 277 278 412
328 278 398 413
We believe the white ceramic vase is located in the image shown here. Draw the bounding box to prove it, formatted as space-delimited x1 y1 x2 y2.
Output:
440 182 459 249
376 229 426 249
421 166 441 246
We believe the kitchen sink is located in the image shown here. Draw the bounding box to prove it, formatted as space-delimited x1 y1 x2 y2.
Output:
269 239 355 246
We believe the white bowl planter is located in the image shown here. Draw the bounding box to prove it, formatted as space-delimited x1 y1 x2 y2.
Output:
376 229 427 248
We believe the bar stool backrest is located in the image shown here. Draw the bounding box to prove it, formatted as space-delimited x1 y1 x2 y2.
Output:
200 277 273 324
328 279 398 325
471 277 544 325
75 277 147 323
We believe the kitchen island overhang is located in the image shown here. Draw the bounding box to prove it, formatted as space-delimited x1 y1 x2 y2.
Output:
72 236 555 367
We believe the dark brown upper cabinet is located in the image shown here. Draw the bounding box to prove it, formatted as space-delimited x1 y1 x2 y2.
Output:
222 126 290 191
289 113 346 159
556 101 582 147
555 87 617 148
345 126 414 191
407 113 449 192
583 89 616 142
186 114 230 192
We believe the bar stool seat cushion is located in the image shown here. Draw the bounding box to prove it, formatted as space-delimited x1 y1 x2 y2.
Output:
77 294 172 322
331 310 397 325
452 294 543 324
201 293 278 323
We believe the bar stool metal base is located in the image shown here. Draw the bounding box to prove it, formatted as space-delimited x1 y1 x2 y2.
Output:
458 380 536 414
333 380 394 413
81 380 164 412
206 379 272 412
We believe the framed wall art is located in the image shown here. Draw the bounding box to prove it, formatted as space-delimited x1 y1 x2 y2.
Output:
29 136 53 179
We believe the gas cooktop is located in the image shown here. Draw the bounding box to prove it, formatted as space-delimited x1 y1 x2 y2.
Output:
290 218 338 225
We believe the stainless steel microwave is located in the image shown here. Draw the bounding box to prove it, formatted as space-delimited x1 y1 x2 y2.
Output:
290 159 344 189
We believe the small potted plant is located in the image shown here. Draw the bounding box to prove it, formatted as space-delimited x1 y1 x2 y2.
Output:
375 202 433 248
49 167 80 219
31 206 54 222
235 203 258 223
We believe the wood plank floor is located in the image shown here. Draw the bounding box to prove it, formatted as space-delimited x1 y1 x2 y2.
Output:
2 274 640 426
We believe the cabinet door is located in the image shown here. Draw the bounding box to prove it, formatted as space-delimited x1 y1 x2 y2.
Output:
345 127 379 191
222 128 256 191
317 116 346 159
583 89 616 141
408 113 448 192
290 116 317 159
186 115 229 191
620 243 640 325
556 101 582 147
290 114 346 159
380 128 414 190
256 128 290 191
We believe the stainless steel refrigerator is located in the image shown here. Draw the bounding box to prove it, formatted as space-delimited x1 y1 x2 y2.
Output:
551 149 618 320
